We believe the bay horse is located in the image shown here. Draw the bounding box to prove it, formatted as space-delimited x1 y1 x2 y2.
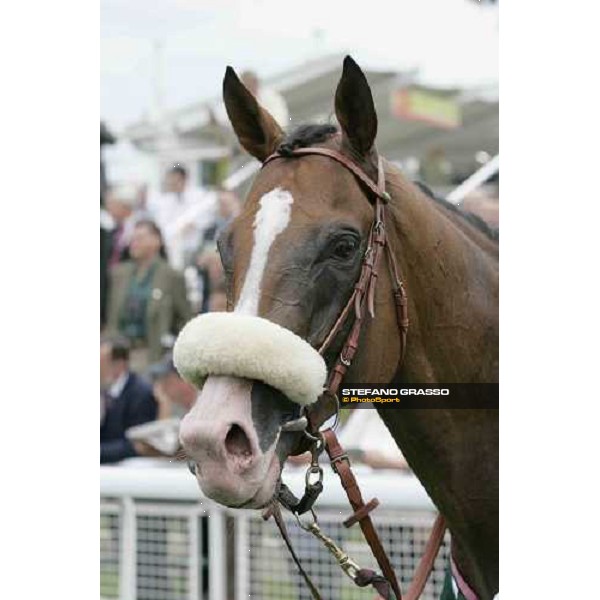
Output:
177 56 498 599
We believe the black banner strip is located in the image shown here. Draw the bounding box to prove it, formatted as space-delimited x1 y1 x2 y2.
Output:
338 384 499 409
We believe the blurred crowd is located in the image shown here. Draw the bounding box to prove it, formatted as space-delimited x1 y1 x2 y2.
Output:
100 163 241 464
99 70 291 465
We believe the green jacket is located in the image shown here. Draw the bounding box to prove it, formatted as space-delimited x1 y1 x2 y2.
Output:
106 259 192 362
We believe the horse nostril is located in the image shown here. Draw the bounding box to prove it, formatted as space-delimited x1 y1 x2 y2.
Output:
224 424 253 459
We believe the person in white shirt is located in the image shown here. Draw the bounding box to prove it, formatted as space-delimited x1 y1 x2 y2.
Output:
241 70 290 127
148 165 218 271
104 183 140 267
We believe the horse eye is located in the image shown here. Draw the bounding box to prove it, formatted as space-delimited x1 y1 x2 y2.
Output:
332 237 358 260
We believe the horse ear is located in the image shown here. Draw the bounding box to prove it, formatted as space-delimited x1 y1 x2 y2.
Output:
334 56 378 156
223 66 285 162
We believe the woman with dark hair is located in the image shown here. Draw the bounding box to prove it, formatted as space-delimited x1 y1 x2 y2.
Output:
105 219 192 372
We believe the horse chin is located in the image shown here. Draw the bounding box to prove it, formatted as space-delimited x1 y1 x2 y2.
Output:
195 449 283 510
236 452 282 509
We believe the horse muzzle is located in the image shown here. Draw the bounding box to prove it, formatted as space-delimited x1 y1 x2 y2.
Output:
179 375 281 508
174 313 327 508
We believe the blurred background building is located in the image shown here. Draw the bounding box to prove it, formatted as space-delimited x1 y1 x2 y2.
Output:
106 53 498 200
113 55 498 198
102 0 499 203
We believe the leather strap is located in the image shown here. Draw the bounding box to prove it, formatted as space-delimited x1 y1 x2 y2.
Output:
323 429 448 600
264 146 390 204
277 480 324 516
450 555 480 600
404 514 447 600
322 428 403 600
261 145 443 600
343 498 379 528
268 503 323 600
264 146 406 414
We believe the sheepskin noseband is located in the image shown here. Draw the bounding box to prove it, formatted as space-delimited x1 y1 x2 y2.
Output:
173 312 327 406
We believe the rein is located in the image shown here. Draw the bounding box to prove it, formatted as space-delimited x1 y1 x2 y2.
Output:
260 146 446 600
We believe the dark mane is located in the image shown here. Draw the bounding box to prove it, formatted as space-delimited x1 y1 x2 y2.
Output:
278 123 338 154
278 123 498 242
414 181 499 242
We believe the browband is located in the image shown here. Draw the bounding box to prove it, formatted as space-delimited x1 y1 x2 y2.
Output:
263 146 390 205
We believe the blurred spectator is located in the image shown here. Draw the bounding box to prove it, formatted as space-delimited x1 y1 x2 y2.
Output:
148 353 197 420
100 336 157 464
204 189 242 243
197 245 226 312
105 183 140 267
195 190 240 311
100 122 116 326
419 146 453 188
118 355 197 460
208 280 228 312
241 70 289 127
147 165 218 271
105 219 192 371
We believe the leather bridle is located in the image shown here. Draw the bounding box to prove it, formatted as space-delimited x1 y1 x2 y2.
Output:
259 145 447 600
263 145 408 420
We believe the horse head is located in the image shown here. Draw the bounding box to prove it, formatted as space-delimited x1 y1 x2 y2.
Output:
177 57 401 508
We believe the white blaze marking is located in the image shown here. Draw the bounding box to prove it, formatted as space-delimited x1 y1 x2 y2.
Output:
235 187 293 315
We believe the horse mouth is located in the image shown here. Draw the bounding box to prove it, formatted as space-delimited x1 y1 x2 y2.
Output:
191 450 282 510
232 478 282 509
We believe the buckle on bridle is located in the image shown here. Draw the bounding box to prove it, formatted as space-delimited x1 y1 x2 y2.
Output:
305 464 324 487
330 453 350 475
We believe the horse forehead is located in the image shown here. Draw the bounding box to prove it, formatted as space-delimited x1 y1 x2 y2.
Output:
249 157 359 209
233 158 373 246
233 186 296 315
253 187 294 230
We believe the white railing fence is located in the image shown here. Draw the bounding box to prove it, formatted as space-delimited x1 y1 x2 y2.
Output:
446 154 499 205
101 464 449 600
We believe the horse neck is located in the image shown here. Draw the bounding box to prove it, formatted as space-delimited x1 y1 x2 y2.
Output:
359 164 499 598
384 166 498 382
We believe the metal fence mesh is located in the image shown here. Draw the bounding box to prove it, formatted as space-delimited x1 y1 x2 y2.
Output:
101 500 205 600
136 512 190 600
245 509 450 600
100 502 121 598
101 497 447 600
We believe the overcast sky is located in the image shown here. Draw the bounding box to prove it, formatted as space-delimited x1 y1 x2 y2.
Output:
101 0 498 131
